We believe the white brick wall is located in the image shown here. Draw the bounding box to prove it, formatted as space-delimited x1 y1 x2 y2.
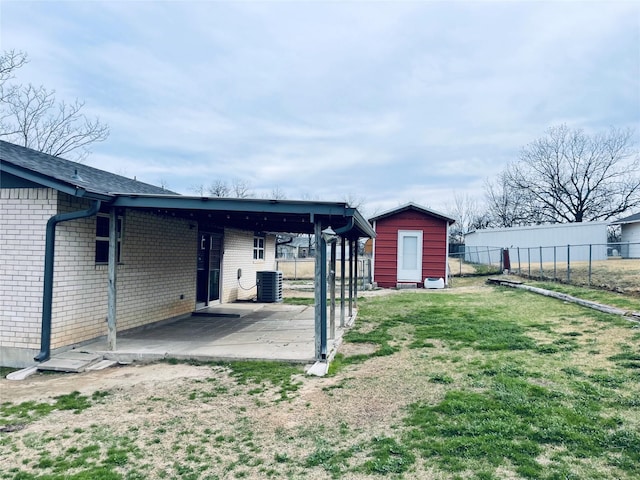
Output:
0 188 57 356
222 229 276 302
115 209 196 331
1 189 197 364
1 187 277 365
50 202 197 348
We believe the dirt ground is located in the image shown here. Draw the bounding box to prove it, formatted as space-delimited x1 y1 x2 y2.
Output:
0 282 484 406
0 337 447 479
2 278 637 480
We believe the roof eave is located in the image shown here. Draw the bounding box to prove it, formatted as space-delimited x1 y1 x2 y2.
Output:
110 195 376 238
1 160 114 201
369 202 455 224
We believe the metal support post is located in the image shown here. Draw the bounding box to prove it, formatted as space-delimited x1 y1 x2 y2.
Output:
107 208 118 351
340 238 346 328
348 239 353 318
329 240 336 340
314 221 328 360
354 240 358 309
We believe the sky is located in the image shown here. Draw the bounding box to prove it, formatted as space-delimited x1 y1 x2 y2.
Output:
1 0 639 217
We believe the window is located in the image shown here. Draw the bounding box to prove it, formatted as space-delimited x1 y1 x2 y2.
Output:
253 236 265 260
95 214 123 264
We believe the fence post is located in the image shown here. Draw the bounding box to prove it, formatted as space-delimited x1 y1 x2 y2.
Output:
588 244 593 286
553 246 557 281
294 257 297 280
527 248 531 278
459 254 462 276
517 247 521 274
539 246 543 279
567 244 571 283
487 246 492 266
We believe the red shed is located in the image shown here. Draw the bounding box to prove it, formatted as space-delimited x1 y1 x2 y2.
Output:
370 203 455 288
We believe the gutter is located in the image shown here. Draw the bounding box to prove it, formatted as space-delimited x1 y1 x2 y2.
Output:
35 199 102 362
334 217 355 236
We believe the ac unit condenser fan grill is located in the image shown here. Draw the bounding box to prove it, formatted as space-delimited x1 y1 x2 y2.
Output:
256 271 283 302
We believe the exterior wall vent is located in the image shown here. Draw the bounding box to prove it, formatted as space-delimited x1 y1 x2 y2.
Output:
256 271 283 302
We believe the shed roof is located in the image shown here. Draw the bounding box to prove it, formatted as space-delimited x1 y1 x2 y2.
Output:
0 140 374 238
611 212 640 225
369 202 455 224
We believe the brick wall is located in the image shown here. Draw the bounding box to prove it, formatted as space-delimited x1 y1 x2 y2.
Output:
1 189 198 366
222 229 276 302
1 188 278 366
50 201 197 348
115 209 196 330
0 188 57 363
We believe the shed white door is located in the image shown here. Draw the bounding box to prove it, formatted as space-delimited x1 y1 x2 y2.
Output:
397 230 423 282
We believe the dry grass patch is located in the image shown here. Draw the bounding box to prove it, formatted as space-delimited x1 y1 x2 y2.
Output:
2 277 639 480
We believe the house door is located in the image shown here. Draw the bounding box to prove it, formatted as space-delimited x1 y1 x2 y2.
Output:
397 230 423 282
196 232 222 308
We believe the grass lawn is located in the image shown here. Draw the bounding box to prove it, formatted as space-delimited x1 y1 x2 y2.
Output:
1 277 639 479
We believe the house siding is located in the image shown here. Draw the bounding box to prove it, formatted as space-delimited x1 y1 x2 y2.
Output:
373 210 448 288
222 229 276 302
621 223 640 258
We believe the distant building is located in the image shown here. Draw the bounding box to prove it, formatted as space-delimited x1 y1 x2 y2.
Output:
277 235 313 258
611 212 640 258
464 222 609 264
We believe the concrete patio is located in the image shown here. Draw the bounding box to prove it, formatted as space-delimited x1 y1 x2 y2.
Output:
76 302 350 365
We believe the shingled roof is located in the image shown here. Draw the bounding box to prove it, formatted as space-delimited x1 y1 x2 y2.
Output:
0 140 173 197
369 202 455 224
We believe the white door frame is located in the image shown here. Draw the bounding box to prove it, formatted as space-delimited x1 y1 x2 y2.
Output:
397 230 423 282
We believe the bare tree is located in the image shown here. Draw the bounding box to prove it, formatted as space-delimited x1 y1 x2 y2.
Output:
342 193 365 209
198 178 254 198
0 50 109 161
501 125 639 223
207 179 230 197
445 192 490 242
0 50 27 100
484 173 542 227
270 185 287 200
231 178 253 198
190 184 206 196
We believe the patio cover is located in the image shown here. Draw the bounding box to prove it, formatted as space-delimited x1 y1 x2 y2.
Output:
1 140 375 363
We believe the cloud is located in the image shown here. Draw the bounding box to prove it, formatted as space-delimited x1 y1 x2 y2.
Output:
2 0 638 216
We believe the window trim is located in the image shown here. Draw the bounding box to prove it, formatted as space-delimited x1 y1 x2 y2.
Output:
253 235 265 260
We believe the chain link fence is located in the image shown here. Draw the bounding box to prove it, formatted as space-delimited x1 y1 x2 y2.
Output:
451 243 640 294
276 257 372 288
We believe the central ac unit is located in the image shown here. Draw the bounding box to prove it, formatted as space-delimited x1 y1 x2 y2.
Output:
256 270 283 302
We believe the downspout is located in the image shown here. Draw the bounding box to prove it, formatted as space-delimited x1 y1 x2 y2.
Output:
333 217 355 236
34 199 102 362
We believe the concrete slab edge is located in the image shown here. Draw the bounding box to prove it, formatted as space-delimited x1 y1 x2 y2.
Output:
306 361 328 377
6 365 38 381
101 352 169 364
85 359 118 371
307 308 359 377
